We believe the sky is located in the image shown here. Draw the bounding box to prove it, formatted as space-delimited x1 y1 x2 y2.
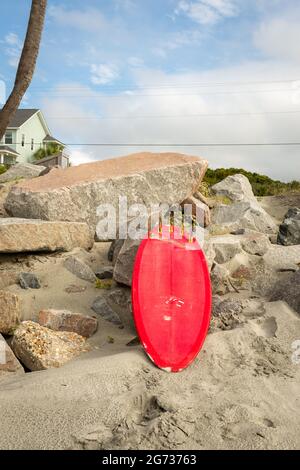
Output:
0 0 300 181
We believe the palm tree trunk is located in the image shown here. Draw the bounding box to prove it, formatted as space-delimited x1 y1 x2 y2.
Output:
0 0 47 140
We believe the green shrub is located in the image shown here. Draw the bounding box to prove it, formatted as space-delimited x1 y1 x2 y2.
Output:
203 168 300 196
0 164 8 175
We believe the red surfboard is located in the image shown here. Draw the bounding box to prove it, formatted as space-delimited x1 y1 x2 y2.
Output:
132 226 212 373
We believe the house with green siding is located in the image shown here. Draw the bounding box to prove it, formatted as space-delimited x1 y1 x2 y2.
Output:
0 109 69 167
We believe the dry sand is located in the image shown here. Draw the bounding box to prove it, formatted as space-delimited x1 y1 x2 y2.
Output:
0 194 299 450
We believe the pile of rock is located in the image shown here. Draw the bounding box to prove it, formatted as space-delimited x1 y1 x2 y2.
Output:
1 152 299 382
0 152 210 379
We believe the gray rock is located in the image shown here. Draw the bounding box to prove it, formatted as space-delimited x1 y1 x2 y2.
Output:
181 196 211 227
263 245 300 272
95 266 114 280
64 256 96 282
213 298 244 317
211 235 242 264
202 238 216 271
5 153 208 239
109 239 125 265
240 231 271 256
211 263 231 296
106 287 135 332
212 200 278 235
0 334 24 380
91 297 122 326
212 174 256 203
0 163 46 183
270 270 300 314
19 272 41 289
113 238 141 286
278 208 300 246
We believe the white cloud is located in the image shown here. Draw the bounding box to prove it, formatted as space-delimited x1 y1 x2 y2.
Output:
1 32 22 67
42 56 300 182
90 63 119 85
253 11 300 62
152 29 203 58
175 0 239 25
48 5 107 33
69 149 95 166
128 56 144 68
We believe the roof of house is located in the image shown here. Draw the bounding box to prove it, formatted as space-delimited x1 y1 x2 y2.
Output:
8 109 39 128
0 145 20 156
43 134 64 144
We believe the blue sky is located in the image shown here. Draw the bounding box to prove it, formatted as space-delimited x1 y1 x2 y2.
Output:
1 0 300 180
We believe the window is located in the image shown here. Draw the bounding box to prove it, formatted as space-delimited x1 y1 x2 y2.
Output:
5 132 13 145
21 134 25 147
31 138 34 151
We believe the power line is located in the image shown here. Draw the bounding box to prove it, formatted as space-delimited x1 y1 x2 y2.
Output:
8 142 300 147
6 141 300 148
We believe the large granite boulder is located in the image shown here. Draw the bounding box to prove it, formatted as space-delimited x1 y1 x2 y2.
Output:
212 200 278 234
0 163 46 184
211 174 278 235
0 218 93 253
212 174 256 203
11 321 89 371
278 208 300 246
5 153 208 239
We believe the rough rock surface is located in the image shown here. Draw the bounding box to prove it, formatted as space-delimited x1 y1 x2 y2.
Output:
0 163 46 184
263 245 300 272
212 200 278 234
19 272 41 289
278 208 300 246
11 321 88 371
64 256 96 282
211 236 242 264
37 309 98 338
0 291 20 335
182 196 211 227
270 270 300 314
108 239 125 264
212 174 256 203
106 287 134 331
240 231 271 256
211 174 278 235
0 334 24 380
211 264 231 295
91 297 122 326
0 218 93 253
113 239 140 286
5 153 208 237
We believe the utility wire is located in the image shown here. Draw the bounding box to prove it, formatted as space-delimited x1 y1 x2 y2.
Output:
7 142 300 147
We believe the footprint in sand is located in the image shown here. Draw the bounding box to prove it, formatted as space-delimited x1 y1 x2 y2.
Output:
250 317 278 338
